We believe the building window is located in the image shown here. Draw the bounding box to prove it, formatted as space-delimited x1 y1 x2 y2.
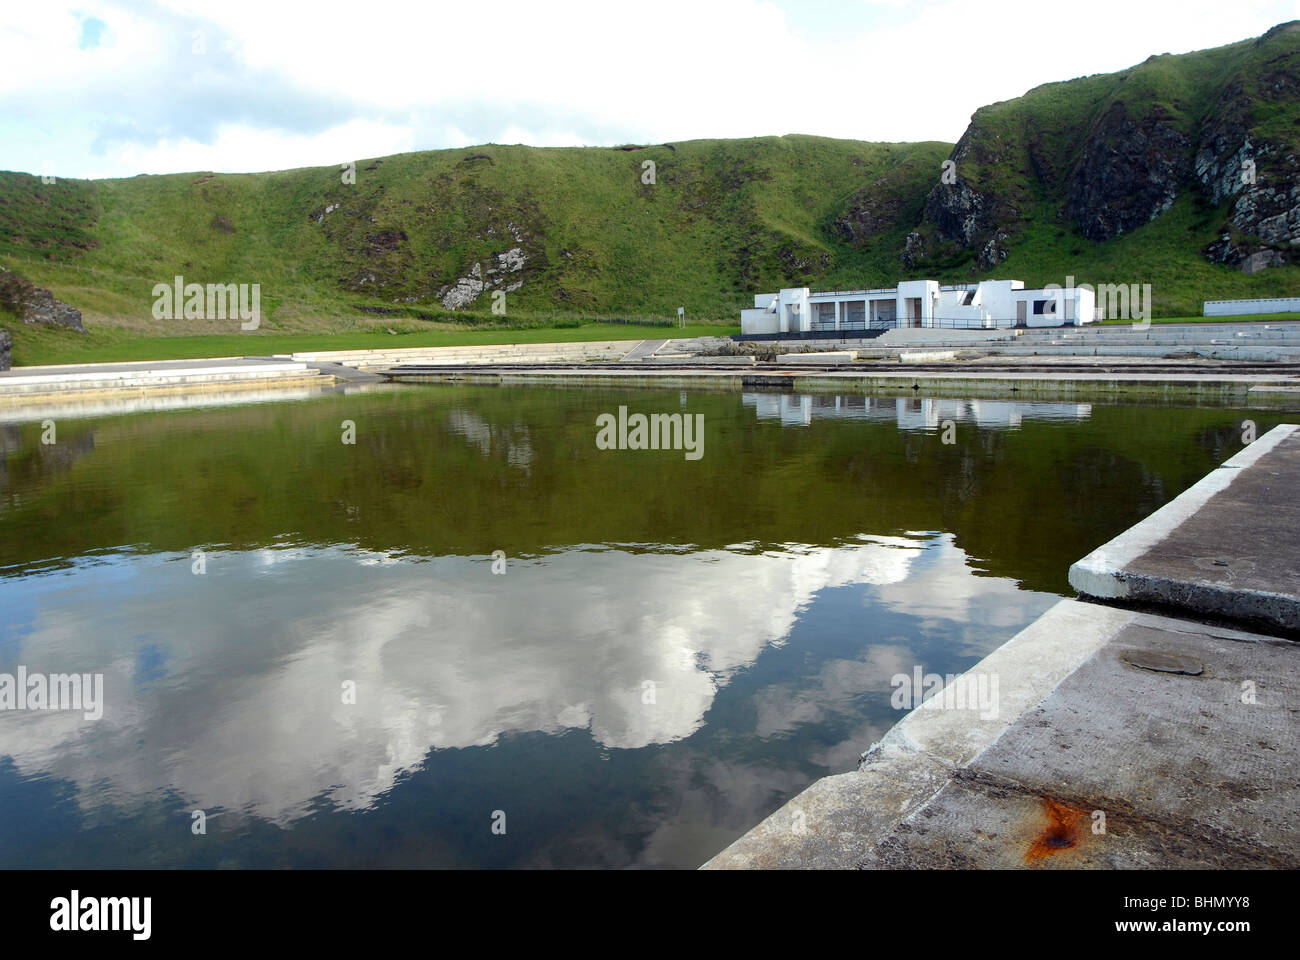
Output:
1033 299 1056 315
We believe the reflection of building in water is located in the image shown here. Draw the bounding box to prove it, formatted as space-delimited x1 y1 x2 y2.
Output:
741 393 1092 429
447 408 534 471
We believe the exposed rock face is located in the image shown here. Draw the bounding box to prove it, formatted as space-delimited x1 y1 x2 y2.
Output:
0 328 11 371
900 230 927 269
1241 249 1287 274
1194 102 1257 206
924 178 988 247
0 267 85 332
1219 151 1300 252
312 203 342 224
438 245 528 309
978 232 1010 268
440 263 485 310
895 22 1299 271
913 127 1019 269
1065 103 1193 241
1193 52 1300 270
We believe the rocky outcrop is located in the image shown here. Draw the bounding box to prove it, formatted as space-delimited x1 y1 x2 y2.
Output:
438 244 528 309
900 230 926 269
893 22 1298 272
1192 36 1300 271
978 231 1010 268
0 328 11 371
312 202 342 224
924 178 989 248
0 267 85 332
911 126 1020 269
1065 102 1193 241
1241 249 1287 274
1195 166 1298 271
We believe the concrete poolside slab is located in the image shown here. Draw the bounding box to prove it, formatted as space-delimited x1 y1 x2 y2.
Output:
899 350 957 362
861 615 1298 869
859 777 1271 869
776 351 856 363
703 603 1299 869
702 599 1132 869
0 356 326 406
0 383 337 422
1070 424 1300 635
0 357 271 377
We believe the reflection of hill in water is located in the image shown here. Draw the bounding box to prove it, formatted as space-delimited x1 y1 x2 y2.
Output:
0 385 1263 597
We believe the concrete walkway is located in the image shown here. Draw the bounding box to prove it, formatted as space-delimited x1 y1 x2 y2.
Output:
704 424 1300 869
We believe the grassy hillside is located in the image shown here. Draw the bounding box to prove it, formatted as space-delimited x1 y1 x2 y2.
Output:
1 23 1298 358
0 137 947 336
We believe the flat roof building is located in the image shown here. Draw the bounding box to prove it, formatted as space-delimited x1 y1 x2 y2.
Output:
740 279 1096 335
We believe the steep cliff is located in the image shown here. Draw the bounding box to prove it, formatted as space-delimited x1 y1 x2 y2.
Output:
909 21 1300 276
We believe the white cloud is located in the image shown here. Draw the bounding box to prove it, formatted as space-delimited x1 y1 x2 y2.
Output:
0 536 925 823
1 0 1296 177
82 118 418 179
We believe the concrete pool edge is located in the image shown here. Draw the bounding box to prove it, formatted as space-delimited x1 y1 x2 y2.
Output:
0 357 334 407
700 599 1135 869
386 368 1300 402
703 423 1300 870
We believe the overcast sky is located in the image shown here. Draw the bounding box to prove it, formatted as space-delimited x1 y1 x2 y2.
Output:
2 0 1297 180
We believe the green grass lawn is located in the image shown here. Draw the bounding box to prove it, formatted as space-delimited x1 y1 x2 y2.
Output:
6 321 739 367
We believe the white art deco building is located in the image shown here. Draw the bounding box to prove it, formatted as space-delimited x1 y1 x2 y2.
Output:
741 279 1096 335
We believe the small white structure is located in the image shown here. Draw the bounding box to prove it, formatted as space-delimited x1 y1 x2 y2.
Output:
1203 297 1300 317
741 279 1095 335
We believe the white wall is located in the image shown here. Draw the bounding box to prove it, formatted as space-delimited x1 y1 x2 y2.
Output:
1018 286 1097 326
741 308 779 334
778 288 811 332
897 280 938 327
1204 297 1300 316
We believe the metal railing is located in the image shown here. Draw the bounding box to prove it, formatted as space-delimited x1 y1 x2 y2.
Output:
810 319 898 332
